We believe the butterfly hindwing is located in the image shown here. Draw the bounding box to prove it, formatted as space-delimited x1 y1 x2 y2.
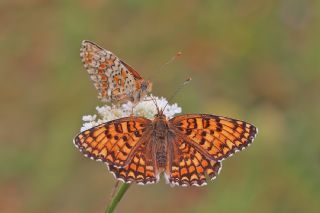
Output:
74 117 151 167
166 135 221 187
170 114 258 161
108 140 159 184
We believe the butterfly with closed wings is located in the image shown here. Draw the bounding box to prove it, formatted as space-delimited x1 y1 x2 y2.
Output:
80 40 152 104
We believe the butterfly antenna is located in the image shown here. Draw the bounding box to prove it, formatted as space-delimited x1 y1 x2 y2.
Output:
145 51 183 115
146 51 182 81
149 95 160 114
159 51 182 71
161 77 192 113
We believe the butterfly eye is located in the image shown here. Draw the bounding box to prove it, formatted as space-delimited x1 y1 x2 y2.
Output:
140 81 148 91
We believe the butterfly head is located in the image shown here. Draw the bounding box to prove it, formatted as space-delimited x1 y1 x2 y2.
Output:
148 95 166 118
140 80 152 94
154 110 167 119
132 80 152 104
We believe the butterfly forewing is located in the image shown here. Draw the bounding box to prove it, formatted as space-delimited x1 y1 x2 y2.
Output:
80 40 145 103
170 114 258 161
74 117 151 167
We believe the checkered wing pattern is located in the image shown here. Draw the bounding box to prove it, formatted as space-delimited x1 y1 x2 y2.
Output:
166 135 221 187
108 140 158 184
170 114 258 161
73 117 151 167
80 40 142 103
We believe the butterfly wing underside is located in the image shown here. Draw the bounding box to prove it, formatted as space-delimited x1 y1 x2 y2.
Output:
80 40 141 103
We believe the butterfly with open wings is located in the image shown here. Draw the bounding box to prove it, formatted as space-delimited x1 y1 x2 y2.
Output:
80 40 152 104
74 101 257 187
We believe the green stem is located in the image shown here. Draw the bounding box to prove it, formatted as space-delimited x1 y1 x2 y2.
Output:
105 183 131 213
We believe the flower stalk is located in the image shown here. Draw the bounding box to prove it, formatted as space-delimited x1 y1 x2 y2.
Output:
105 183 131 213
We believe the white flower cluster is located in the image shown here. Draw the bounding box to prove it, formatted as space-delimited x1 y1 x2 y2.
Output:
80 95 182 132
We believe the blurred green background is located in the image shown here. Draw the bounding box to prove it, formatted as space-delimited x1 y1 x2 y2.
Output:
1 0 320 212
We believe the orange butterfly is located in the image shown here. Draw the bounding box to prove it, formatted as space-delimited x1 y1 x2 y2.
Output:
74 106 257 187
80 40 152 104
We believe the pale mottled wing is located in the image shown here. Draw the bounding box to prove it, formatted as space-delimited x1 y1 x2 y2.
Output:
73 117 151 167
108 140 158 184
170 114 258 161
166 135 221 187
80 40 138 102
120 60 142 79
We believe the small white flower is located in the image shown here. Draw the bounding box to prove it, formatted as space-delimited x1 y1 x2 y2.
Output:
80 95 182 131
80 121 98 132
82 115 97 122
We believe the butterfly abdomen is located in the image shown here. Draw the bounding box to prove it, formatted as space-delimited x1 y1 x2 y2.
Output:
156 150 167 168
153 136 168 168
151 118 170 169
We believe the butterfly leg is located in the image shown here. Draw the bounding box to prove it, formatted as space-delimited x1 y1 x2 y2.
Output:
142 98 153 102
129 103 138 116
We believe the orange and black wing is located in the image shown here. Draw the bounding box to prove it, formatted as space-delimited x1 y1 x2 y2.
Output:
73 117 151 167
170 114 258 161
166 135 221 187
108 139 159 184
